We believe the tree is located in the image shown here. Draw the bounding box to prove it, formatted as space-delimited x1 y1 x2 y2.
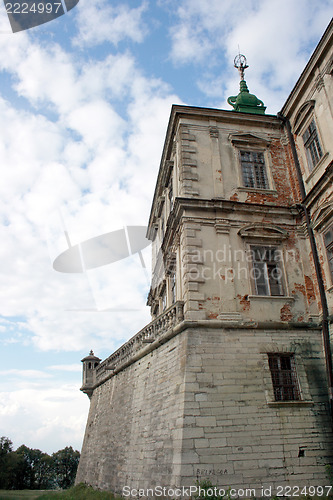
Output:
15 445 54 489
0 437 14 489
0 438 80 490
52 446 80 489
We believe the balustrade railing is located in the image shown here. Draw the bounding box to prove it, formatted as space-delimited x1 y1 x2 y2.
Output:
95 301 184 383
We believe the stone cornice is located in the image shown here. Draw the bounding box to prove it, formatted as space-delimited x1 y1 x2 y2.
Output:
159 197 300 257
89 318 321 393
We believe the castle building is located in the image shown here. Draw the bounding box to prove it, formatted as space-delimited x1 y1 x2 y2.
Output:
76 21 333 493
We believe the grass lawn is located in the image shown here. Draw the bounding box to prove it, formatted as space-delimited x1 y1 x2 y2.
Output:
0 491 56 499
0 485 118 500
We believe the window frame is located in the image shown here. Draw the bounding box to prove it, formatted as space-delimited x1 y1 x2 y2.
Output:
161 287 167 313
249 244 285 297
268 353 300 402
170 272 176 304
302 118 323 172
239 149 269 190
228 134 275 192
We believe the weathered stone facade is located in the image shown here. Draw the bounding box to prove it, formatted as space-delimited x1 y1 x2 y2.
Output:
76 21 333 495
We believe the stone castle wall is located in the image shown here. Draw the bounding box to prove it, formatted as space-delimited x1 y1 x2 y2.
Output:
76 322 333 494
76 330 188 493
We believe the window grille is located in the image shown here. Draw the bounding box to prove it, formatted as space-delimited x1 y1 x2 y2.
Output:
251 246 284 296
302 119 323 170
240 151 268 189
268 354 300 401
324 224 333 281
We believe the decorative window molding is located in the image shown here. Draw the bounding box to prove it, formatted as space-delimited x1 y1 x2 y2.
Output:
228 133 270 148
238 223 289 241
312 201 333 231
293 100 315 135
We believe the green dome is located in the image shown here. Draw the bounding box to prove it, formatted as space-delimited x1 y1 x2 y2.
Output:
228 79 266 115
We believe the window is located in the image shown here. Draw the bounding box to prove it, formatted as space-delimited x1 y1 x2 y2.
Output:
171 273 176 304
161 218 165 239
268 354 300 401
168 182 173 212
240 150 268 189
302 119 323 171
161 290 167 312
324 224 333 282
250 246 284 296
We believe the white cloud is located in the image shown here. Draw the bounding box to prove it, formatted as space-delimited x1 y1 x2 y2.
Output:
73 0 148 47
0 369 52 379
0 22 178 357
0 384 88 453
168 0 332 111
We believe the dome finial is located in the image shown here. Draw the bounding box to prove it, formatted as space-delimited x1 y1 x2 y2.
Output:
234 53 248 81
227 53 266 115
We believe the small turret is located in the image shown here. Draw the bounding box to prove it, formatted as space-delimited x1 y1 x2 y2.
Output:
81 350 101 398
227 54 266 115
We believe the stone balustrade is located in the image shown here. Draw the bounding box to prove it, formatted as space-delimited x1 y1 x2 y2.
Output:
95 301 184 383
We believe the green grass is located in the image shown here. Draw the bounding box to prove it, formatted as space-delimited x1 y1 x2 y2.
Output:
0 485 118 500
0 491 54 500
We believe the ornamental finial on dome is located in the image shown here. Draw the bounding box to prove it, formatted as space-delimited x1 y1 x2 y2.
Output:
234 53 248 81
227 53 266 115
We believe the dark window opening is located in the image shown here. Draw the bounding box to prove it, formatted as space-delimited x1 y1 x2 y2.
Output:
169 182 173 212
302 119 323 170
268 353 300 401
240 150 268 189
171 273 176 304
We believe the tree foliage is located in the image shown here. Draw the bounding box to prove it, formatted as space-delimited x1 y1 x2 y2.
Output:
0 437 80 490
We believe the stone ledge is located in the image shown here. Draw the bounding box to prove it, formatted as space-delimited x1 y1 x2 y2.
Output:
267 401 314 407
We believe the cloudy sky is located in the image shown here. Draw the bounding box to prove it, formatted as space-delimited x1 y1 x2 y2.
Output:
0 0 331 455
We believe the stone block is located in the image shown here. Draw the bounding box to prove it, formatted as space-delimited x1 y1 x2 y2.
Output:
196 416 217 427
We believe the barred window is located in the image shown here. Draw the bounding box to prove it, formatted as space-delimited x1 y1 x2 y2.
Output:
324 224 333 282
302 120 323 171
268 354 300 401
250 246 284 296
240 151 268 189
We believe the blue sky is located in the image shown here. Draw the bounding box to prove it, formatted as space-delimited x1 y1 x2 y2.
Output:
0 0 331 454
